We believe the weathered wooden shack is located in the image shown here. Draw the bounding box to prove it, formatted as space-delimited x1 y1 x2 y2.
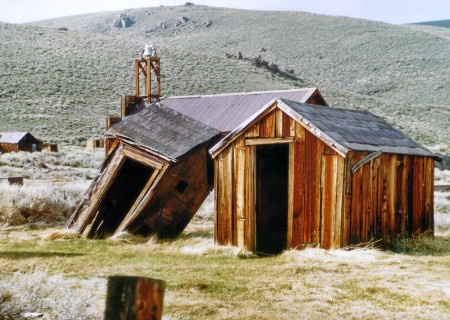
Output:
209 98 438 253
66 103 221 238
87 138 104 151
0 132 43 153
43 143 58 152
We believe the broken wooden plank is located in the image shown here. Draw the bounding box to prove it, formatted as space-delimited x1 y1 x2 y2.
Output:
351 150 383 174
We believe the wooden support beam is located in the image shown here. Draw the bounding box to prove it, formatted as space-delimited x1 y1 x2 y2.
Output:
146 57 151 103
351 150 383 174
135 59 140 97
121 147 164 169
245 137 294 146
104 276 165 320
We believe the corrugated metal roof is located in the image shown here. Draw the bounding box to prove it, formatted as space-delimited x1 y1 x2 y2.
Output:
281 99 436 158
0 132 29 143
159 88 317 132
109 103 220 161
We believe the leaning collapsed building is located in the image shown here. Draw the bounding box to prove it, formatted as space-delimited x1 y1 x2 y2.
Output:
67 46 439 253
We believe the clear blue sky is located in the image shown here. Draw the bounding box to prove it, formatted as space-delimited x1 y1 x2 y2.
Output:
0 0 449 24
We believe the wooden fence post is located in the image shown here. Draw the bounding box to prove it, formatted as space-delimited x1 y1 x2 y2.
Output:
104 276 165 320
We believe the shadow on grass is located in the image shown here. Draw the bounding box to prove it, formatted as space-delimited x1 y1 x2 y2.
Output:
388 235 450 257
177 228 214 240
0 251 85 259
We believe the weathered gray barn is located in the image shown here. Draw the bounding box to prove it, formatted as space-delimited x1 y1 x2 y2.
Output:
0 132 43 153
210 98 438 253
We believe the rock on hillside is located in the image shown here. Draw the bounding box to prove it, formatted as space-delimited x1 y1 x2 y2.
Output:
113 14 133 28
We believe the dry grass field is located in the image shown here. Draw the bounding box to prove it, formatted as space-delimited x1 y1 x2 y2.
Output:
0 213 449 319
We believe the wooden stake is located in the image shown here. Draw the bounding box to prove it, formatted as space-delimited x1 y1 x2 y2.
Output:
104 276 165 320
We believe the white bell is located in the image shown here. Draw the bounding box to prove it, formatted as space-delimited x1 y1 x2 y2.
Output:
143 44 153 58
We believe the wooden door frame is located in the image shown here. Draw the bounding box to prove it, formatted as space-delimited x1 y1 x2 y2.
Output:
80 144 166 236
247 140 294 252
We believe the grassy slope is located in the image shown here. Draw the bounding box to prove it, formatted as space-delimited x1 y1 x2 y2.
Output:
32 5 450 145
0 22 295 144
0 5 447 145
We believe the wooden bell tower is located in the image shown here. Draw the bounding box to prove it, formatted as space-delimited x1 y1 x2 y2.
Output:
135 44 161 103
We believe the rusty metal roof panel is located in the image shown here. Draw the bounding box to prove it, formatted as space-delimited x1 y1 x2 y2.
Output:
159 88 317 132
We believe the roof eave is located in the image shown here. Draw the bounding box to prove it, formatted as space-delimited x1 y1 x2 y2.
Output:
209 98 280 158
106 129 176 163
277 99 350 157
210 98 350 158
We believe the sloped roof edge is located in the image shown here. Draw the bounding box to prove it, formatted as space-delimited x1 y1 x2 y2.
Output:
0 132 41 144
162 88 318 100
159 88 322 132
209 98 279 157
109 103 221 161
209 98 437 160
209 98 349 158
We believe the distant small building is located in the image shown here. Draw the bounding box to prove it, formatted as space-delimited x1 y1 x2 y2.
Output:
43 143 58 152
87 138 104 151
0 132 43 153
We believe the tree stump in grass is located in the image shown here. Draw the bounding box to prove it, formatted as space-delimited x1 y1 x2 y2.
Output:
104 276 165 320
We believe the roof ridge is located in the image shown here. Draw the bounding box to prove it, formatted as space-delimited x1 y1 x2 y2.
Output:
279 98 377 116
162 88 317 100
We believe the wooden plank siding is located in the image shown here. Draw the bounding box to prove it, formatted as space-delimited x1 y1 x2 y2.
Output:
340 153 434 248
350 152 365 244
320 155 336 249
128 145 213 237
304 130 321 245
370 157 380 241
213 104 435 252
234 136 246 247
291 127 306 248
424 158 434 234
412 157 424 235
319 155 344 249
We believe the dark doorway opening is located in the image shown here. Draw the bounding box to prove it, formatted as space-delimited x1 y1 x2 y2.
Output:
255 143 289 254
88 158 155 239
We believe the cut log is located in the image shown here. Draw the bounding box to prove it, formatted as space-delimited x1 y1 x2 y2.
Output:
104 276 165 320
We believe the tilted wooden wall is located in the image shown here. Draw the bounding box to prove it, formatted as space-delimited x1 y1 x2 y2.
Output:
214 105 435 251
68 139 215 238
128 145 214 237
